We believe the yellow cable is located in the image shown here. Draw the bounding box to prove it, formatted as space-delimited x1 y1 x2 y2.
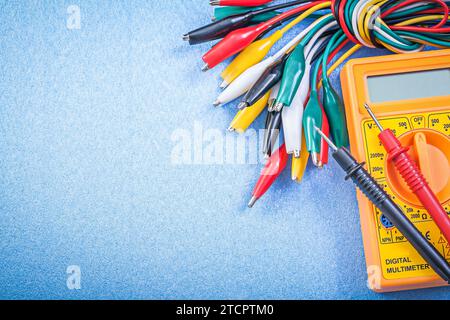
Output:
322 13 441 79
221 32 282 85
228 91 271 133
280 1 331 34
326 45 361 77
395 15 445 26
401 38 447 49
285 13 334 55
318 44 361 88
292 135 309 183
359 0 387 46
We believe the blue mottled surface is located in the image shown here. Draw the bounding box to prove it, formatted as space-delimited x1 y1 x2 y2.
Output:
0 0 448 300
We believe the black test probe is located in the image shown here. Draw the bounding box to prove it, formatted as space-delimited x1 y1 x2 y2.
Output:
315 127 450 283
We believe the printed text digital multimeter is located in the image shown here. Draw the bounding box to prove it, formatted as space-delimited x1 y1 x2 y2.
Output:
341 49 450 292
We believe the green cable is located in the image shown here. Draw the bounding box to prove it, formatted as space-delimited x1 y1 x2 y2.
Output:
344 0 359 37
397 31 450 47
303 58 323 155
299 14 335 47
321 31 349 148
374 29 421 51
379 23 419 48
385 4 437 20
213 6 273 21
213 6 329 23
275 43 306 108
302 17 352 154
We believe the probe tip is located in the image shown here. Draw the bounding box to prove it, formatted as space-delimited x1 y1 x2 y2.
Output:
294 150 301 158
364 103 384 131
213 100 222 107
227 126 235 132
209 0 220 6
201 64 210 72
314 126 338 151
248 196 258 208
182 34 190 41
237 102 248 109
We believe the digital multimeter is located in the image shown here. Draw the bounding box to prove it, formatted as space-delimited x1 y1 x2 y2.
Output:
341 49 450 292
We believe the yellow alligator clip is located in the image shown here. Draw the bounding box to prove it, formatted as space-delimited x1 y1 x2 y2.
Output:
292 134 309 182
221 30 283 87
228 91 271 133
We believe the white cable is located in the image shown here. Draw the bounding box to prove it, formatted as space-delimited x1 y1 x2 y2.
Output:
273 14 333 61
305 37 328 64
304 21 337 57
352 0 375 48
281 27 329 156
373 25 423 53
214 16 331 106
395 2 429 13
282 63 311 157
214 57 275 106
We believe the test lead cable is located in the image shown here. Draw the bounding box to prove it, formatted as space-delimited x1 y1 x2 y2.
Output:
315 127 450 283
364 103 450 243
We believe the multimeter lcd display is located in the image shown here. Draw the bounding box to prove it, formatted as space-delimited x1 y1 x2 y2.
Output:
367 69 450 103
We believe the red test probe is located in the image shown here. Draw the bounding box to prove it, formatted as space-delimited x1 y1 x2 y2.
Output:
210 0 273 6
365 103 450 243
248 143 288 208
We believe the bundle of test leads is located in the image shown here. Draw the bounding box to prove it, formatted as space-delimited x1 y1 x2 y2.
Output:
183 0 450 207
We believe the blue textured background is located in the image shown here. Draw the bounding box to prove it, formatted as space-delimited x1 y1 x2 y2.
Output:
0 0 448 300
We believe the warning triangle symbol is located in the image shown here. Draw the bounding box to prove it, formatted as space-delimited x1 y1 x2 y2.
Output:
438 236 446 244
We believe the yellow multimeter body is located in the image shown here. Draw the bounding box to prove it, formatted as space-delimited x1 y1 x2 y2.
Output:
341 49 450 292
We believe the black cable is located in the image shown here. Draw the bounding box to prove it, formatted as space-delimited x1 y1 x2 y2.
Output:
316 129 450 283
184 1 319 45
238 53 290 109
332 147 450 283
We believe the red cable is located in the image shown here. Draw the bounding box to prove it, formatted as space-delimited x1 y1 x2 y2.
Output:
317 39 349 80
382 0 447 19
203 1 328 69
249 143 288 207
319 104 330 165
258 1 328 31
378 128 450 243
213 0 273 6
383 0 450 32
338 0 361 44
